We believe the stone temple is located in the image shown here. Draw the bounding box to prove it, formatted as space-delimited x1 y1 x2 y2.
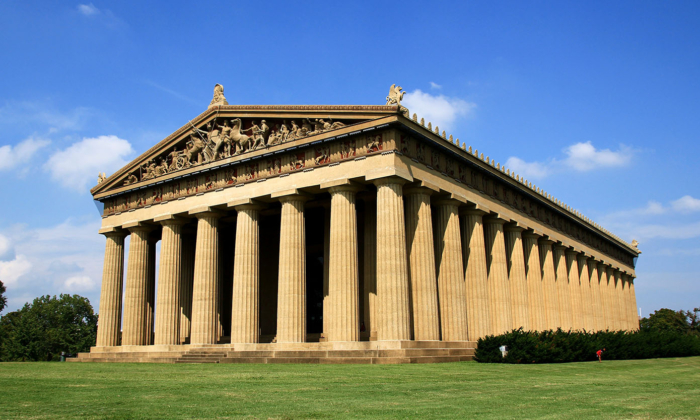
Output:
71 84 641 364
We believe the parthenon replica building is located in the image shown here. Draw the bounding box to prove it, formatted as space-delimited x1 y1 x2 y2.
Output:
74 84 641 364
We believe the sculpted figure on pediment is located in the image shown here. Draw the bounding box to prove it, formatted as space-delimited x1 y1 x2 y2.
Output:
209 84 228 108
124 173 138 186
229 118 253 154
97 172 106 184
278 121 290 142
386 84 405 106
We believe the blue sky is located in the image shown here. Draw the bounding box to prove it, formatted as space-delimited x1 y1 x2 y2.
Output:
0 1 698 316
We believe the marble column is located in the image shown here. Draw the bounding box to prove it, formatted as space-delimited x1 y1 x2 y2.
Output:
327 186 360 342
179 229 195 343
577 255 594 331
606 267 620 331
122 226 154 346
484 217 513 335
553 245 573 331
539 239 560 330
154 218 187 345
565 251 584 331
230 204 262 343
96 231 127 347
276 195 308 343
523 232 546 331
629 277 639 330
190 212 222 345
460 209 491 340
362 197 378 341
374 178 411 341
404 188 440 341
588 261 605 331
322 203 331 340
613 270 625 331
620 274 632 331
433 198 468 341
146 237 157 345
598 264 612 331
504 225 529 331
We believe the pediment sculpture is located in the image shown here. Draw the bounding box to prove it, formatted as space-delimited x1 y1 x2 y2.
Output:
121 116 346 186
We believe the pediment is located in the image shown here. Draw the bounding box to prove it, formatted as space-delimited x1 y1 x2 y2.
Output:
91 105 401 197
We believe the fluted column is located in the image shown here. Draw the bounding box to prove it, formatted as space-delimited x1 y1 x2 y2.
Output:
190 212 222 345
322 202 331 340
598 264 612 330
374 178 411 341
434 199 468 341
613 270 625 331
404 188 440 340
230 204 262 343
504 225 529 331
606 267 620 331
179 229 195 343
460 209 491 340
96 231 127 347
484 217 512 335
588 260 605 331
629 277 639 330
565 250 583 331
327 186 360 342
276 195 308 343
146 237 157 345
539 239 560 330
122 226 154 346
362 197 378 340
620 274 632 331
523 233 546 331
154 219 187 345
577 255 594 331
553 245 573 331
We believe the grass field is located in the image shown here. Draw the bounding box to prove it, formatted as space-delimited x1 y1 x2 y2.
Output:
0 357 698 419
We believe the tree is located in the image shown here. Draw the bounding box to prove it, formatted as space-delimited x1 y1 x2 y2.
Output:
686 307 700 337
0 294 97 361
640 308 690 335
0 280 6 314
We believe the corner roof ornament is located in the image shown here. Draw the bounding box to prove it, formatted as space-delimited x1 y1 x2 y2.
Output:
209 83 229 108
386 84 409 117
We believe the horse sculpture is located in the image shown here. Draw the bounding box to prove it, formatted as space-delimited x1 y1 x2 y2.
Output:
229 118 253 154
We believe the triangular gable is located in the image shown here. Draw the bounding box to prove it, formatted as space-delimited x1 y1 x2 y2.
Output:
92 105 401 196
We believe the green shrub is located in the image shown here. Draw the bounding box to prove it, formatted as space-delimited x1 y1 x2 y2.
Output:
475 329 700 363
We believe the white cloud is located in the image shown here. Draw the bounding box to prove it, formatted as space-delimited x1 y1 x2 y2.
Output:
505 141 634 180
44 135 133 192
0 255 32 286
0 102 92 133
0 234 14 261
562 141 633 171
0 137 50 171
0 219 105 312
64 276 95 291
402 89 475 130
504 157 550 180
77 3 100 16
429 82 442 90
671 195 700 213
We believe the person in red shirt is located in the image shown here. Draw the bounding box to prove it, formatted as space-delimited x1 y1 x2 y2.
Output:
596 348 606 362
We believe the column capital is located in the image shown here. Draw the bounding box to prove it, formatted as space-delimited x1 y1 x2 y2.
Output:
154 214 190 226
538 237 555 246
504 223 525 233
99 227 128 238
372 176 408 187
553 243 569 252
227 198 267 211
123 221 156 233
483 215 507 225
320 178 362 193
565 249 580 258
188 206 226 219
522 231 541 240
271 188 313 202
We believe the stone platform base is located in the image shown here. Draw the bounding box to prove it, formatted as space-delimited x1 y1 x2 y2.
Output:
68 341 477 364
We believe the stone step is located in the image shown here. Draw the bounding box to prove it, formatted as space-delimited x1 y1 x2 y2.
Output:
175 358 220 363
181 353 227 358
226 351 275 358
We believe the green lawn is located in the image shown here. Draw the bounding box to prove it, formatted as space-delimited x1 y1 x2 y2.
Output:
0 358 698 419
